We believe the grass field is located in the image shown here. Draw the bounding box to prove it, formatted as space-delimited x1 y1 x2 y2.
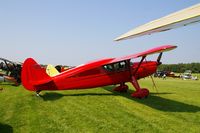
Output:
0 77 200 133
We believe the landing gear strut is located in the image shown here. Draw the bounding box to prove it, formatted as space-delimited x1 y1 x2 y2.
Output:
131 76 149 98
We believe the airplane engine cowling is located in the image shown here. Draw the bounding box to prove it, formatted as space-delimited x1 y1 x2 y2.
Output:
132 61 158 79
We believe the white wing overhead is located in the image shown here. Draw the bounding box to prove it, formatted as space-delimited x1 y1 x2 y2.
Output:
114 3 200 41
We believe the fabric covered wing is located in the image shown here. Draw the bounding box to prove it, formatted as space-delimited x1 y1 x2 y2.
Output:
111 45 177 63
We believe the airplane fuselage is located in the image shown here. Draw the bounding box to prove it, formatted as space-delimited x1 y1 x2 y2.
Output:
36 61 158 91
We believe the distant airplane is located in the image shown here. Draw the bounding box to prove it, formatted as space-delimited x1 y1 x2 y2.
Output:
21 45 177 98
115 3 200 41
0 58 22 85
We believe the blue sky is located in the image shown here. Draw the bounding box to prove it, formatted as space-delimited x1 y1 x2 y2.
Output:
0 0 200 65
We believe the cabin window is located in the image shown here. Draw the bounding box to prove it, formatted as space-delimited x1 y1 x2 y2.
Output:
116 61 127 70
103 61 128 72
103 64 113 71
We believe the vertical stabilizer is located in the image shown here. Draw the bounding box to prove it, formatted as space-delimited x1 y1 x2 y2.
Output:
21 58 51 91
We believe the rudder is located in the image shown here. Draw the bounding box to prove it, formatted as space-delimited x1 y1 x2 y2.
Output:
21 58 51 91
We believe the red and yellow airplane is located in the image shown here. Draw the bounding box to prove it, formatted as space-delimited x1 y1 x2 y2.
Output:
21 45 176 98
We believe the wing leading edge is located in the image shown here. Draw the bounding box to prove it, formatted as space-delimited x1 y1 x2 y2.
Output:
114 3 200 41
111 45 177 63
59 45 177 77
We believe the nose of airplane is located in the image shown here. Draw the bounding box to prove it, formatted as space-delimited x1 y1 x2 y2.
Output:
131 61 158 79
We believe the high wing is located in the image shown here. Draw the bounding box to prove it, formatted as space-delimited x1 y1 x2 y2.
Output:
110 45 177 63
57 45 176 78
23 45 177 87
114 3 200 41
0 57 21 66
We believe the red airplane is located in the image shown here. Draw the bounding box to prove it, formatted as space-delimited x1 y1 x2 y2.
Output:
21 45 177 98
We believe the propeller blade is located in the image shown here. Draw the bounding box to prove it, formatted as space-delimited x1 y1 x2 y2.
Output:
157 52 163 64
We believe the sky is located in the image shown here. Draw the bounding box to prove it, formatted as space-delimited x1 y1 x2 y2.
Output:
0 0 200 66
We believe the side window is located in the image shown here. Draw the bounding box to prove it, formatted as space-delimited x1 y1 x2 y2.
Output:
119 61 126 70
103 61 128 72
103 64 114 71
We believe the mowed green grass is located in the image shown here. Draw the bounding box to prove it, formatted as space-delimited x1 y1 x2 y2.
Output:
0 77 200 133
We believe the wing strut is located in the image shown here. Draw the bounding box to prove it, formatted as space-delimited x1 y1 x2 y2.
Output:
133 56 146 75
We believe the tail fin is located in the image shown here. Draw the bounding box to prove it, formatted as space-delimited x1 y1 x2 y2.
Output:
21 58 51 91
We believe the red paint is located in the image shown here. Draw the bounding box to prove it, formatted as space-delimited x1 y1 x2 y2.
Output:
21 45 177 98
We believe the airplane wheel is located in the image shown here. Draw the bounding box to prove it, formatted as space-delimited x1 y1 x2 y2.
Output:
36 90 41 97
131 88 149 99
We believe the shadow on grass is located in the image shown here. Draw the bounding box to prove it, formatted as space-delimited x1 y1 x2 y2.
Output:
103 86 200 113
0 83 11 85
0 83 20 87
41 92 117 101
38 86 200 112
0 123 13 133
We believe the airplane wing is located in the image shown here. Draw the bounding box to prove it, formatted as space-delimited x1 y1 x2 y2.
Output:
110 45 177 63
114 3 200 41
58 45 176 78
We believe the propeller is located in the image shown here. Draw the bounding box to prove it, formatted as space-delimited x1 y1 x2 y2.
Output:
157 52 163 65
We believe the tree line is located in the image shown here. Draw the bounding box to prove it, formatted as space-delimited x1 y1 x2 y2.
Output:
158 63 200 73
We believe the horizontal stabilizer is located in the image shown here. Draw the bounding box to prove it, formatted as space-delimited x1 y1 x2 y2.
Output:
46 64 60 77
